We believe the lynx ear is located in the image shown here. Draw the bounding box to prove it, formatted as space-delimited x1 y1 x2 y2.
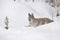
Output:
28 13 31 16
31 13 34 18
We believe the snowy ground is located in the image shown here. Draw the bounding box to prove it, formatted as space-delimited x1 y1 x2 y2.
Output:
0 0 60 40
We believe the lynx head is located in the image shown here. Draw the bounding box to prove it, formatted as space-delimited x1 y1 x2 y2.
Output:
28 13 34 22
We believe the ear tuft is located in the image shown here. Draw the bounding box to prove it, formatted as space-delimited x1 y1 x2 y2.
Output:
28 13 31 16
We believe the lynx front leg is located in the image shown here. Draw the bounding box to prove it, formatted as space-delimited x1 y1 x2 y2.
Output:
25 24 31 27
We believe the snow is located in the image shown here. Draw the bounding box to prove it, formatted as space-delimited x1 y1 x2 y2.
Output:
0 0 60 40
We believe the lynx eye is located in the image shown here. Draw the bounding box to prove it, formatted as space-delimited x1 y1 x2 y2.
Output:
29 18 31 21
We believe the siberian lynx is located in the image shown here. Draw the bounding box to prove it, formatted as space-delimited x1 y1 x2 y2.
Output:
28 13 53 27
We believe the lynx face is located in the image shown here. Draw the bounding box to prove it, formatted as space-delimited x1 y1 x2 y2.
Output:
28 13 34 22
